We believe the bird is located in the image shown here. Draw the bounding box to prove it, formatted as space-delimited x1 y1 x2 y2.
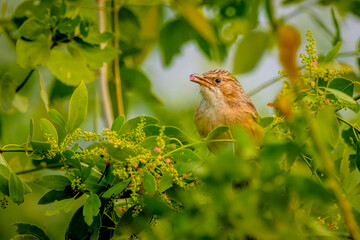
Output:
190 69 263 151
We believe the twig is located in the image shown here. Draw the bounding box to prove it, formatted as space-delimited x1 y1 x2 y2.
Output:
112 0 125 116
16 69 35 92
98 0 114 128
248 75 283 96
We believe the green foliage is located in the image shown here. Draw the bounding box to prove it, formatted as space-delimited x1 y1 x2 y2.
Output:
13 223 50 240
66 81 88 133
1 0 360 240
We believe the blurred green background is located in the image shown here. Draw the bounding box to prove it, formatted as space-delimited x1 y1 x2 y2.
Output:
0 0 360 239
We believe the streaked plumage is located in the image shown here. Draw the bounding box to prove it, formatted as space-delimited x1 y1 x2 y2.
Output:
190 69 262 151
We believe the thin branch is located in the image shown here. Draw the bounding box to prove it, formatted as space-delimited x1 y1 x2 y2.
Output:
16 163 64 175
16 69 35 92
98 0 114 128
248 75 283 96
113 0 125 116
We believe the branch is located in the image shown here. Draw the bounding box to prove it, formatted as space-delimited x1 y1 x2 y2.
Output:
112 0 125 116
98 0 114 128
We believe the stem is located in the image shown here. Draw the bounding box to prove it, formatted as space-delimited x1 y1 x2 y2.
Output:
98 0 114 128
296 87 360 239
0 148 33 153
112 0 125 116
16 163 64 175
300 154 322 184
248 75 283 97
336 115 360 134
16 69 35 92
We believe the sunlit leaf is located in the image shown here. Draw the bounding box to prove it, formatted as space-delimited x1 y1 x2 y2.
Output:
102 178 131 198
206 126 230 140
58 16 81 34
159 172 173 193
315 107 339 149
40 118 58 143
234 31 268 74
46 49 95 86
16 38 51 69
48 109 66 128
67 81 88 133
119 115 158 135
172 149 203 175
111 115 125 133
37 70 49 111
143 171 156 194
324 41 342 63
328 77 354 97
83 194 101 225
323 87 356 105
19 18 50 41
68 42 116 69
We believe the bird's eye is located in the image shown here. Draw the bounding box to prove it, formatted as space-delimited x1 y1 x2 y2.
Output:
215 78 221 83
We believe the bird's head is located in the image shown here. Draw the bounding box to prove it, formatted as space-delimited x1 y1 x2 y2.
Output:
190 69 245 105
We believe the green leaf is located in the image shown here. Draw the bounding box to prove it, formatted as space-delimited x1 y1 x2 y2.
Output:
260 117 274 128
13 223 50 240
323 87 357 105
143 125 189 144
176 1 217 45
206 126 230 140
111 115 125 133
19 18 50 41
0 164 10 195
324 41 342 63
342 126 358 150
233 31 268 74
30 141 51 155
38 188 76 205
67 81 88 133
83 29 113 45
159 172 173 193
45 198 75 216
0 73 16 112
62 150 82 171
102 178 131 198
58 16 81 34
315 108 339 149
119 115 158 135
83 194 101 226
46 49 96 86
143 171 156 194
68 42 116 69
9 173 24 204
40 118 58 143
159 19 192 66
172 149 203 175
16 38 51 69
38 70 49 111
66 206 90 239
35 175 71 191
48 109 66 128
328 77 354 97
121 68 162 105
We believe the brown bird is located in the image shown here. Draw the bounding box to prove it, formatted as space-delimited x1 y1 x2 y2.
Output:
190 69 263 151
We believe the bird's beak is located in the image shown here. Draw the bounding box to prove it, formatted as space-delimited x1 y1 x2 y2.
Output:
190 74 212 87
